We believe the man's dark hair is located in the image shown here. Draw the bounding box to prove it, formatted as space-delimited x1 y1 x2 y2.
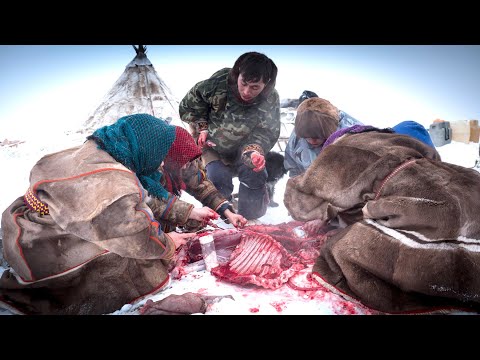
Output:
299 90 319 104
229 52 278 97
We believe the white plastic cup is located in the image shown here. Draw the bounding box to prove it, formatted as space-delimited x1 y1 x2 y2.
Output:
199 235 219 271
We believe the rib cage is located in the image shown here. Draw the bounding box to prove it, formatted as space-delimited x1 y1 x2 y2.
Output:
211 230 305 290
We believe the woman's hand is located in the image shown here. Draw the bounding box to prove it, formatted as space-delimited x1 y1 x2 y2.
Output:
190 206 219 224
167 231 196 249
303 219 328 235
224 209 248 228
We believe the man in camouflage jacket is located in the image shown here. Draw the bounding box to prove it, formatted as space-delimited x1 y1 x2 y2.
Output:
179 52 281 220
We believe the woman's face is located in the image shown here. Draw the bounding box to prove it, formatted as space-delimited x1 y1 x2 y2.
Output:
160 161 191 172
237 74 266 102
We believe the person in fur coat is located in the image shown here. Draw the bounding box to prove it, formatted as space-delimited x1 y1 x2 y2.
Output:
284 125 480 314
284 97 436 179
284 96 362 178
0 113 246 315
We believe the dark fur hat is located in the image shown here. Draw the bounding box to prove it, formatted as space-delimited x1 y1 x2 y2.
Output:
295 98 340 140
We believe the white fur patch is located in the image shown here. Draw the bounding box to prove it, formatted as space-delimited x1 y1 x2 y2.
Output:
364 218 480 251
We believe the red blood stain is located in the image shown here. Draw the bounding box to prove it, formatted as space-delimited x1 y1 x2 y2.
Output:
334 301 359 315
180 224 379 315
331 298 374 315
270 301 286 313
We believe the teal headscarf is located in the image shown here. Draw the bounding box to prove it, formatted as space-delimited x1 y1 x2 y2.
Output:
88 113 176 199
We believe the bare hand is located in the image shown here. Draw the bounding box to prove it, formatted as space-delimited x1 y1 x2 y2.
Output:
251 151 266 172
190 206 219 224
224 209 248 228
303 219 328 235
167 231 196 249
197 131 208 147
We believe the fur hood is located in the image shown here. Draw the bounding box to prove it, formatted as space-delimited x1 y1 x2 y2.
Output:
295 97 340 140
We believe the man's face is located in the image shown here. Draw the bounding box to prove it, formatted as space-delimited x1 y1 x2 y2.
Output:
237 74 266 102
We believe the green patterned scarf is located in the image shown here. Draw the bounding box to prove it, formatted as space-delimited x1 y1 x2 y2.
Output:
88 113 176 199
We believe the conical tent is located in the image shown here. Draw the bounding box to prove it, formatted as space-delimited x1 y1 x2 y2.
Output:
80 45 186 135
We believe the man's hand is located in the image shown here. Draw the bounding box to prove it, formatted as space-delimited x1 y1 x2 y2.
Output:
197 131 208 147
251 151 265 172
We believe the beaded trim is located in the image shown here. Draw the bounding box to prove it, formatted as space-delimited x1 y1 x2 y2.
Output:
24 188 49 215
374 159 417 200
242 143 264 156
196 120 208 132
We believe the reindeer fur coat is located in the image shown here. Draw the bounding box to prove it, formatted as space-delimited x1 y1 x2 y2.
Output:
284 130 480 313
0 140 177 315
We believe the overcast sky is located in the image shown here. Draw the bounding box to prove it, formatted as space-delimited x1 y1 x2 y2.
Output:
1 45 479 140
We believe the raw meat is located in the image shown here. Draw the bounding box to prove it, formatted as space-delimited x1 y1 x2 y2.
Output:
211 230 305 290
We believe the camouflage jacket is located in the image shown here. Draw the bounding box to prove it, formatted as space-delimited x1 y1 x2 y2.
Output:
179 68 281 164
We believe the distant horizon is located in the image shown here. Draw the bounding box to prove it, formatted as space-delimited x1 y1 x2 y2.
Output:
1 45 479 140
